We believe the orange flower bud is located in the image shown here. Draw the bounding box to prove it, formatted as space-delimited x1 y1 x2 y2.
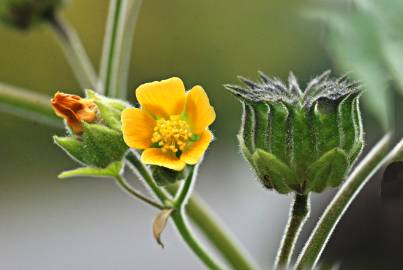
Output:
51 91 97 134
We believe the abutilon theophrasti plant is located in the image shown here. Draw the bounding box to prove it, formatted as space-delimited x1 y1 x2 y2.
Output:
225 71 364 194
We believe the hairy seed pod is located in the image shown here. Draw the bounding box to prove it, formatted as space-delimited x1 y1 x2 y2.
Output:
225 71 364 194
54 90 129 168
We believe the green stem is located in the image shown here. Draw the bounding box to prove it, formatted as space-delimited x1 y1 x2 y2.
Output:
48 14 98 90
0 82 61 126
166 187 259 270
274 193 310 270
99 0 122 96
126 153 224 270
126 151 170 202
112 0 143 97
172 165 224 270
100 0 142 98
174 166 196 207
115 174 164 210
171 209 224 270
295 134 399 270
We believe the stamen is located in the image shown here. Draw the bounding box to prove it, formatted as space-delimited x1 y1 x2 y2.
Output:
152 115 193 154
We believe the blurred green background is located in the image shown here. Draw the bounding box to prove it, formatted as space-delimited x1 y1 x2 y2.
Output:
0 0 400 269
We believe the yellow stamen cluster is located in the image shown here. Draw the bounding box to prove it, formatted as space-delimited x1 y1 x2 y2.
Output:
152 115 193 153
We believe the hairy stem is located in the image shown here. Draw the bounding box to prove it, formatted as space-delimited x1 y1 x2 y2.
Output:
171 166 225 270
126 151 170 202
126 153 224 270
166 185 259 270
0 82 61 126
274 193 310 270
171 209 224 270
295 134 400 270
48 14 98 90
99 0 142 98
115 174 164 209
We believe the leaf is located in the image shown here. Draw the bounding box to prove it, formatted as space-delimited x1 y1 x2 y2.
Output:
252 149 299 193
307 6 392 129
153 208 174 248
58 161 124 179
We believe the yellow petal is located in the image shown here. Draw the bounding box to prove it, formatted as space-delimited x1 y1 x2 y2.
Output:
185 86 216 134
121 108 155 149
141 148 186 171
136 77 186 118
180 130 213 165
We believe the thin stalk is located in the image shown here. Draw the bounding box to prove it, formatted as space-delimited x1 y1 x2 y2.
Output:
115 174 164 210
99 0 123 96
100 0 142 98
48 14 98 90
112 0 143 97
165 184 258 270
174 166 196 207
126 151 170 202
0 82 61 127
126 153 224 270
171 209 224 270
171 166 225 270
186 194 258 270
274 194 310 270
295 134 398 270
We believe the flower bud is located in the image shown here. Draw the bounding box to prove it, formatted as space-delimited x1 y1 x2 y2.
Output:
0 0 63 29
51 91 97 134
225 71 364 194
53 90 129 169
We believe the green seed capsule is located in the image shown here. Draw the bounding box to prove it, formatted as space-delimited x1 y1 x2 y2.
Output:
225 71 364 194
54 90 129 169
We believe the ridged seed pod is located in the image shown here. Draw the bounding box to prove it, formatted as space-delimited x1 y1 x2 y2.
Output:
225 71 364 194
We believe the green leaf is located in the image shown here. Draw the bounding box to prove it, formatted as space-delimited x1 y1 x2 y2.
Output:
252 149 299 194
58 161 124 179
306 148 349 193
307 5 392 129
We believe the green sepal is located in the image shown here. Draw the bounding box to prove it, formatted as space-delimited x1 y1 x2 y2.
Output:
337 94 356 153
151 165 188 186
252 102 270 151
252 149 299 194
349 97 364 162
80 122 128 168
238 138 274 189
54 136 86 165
269 102 289 164
54 123 128 169
290 106 314 179
85 89 129 131
58 161 124 179
240 102 255 154
313 99 340 157
306 148 349 193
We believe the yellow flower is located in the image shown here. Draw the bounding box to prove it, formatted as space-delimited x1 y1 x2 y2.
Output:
51 91 97 134
121 77 216 171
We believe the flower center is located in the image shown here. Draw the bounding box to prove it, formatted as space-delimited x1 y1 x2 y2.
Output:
152 115 193 154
